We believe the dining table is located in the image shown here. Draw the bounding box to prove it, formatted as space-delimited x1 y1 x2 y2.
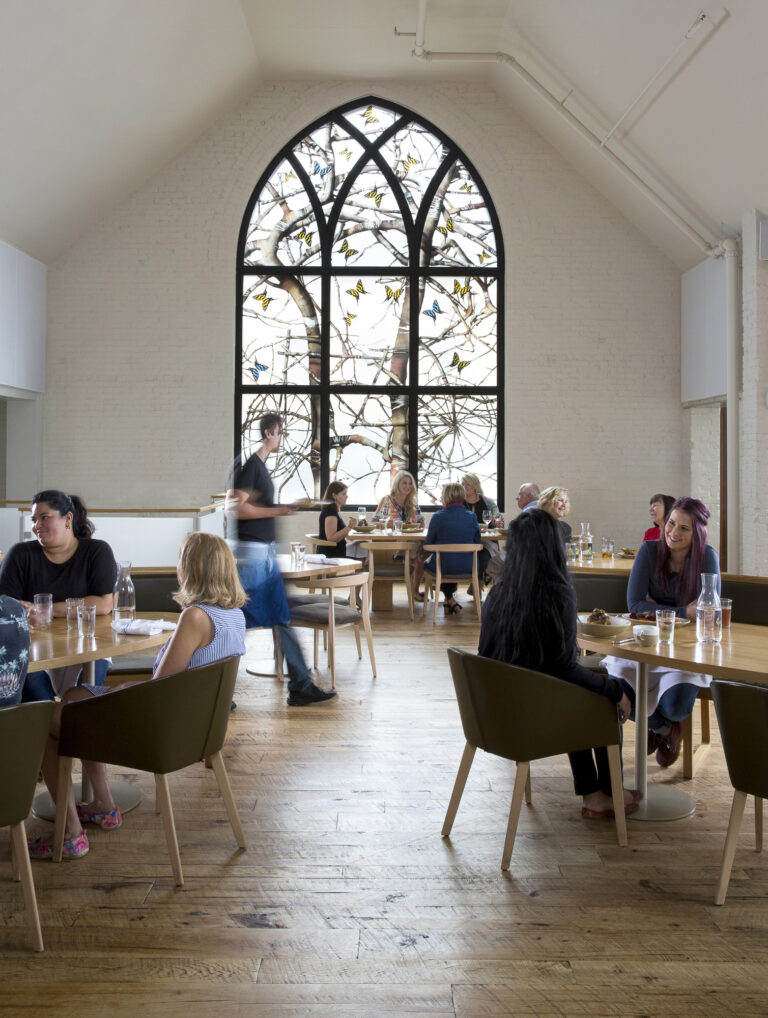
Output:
577 620 768 821
30 611 179 820
345 527 506 610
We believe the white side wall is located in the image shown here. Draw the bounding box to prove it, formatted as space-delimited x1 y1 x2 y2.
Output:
44 79 686 552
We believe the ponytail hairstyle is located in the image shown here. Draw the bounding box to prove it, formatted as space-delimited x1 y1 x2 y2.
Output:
32 490 94 539
655 496 710 606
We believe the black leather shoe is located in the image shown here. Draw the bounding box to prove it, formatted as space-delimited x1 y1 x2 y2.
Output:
287 684 337 706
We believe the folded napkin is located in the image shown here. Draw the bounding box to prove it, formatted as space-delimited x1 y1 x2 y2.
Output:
111 618 177 636
303 553 327 563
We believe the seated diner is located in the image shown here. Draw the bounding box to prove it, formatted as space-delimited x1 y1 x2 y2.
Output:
538 485 572 545
0 490 117 702
643 492 676 543
424 481 486 615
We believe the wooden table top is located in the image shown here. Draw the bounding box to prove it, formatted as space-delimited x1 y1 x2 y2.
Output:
29 612 178 672
345 529 505 543
578 620 768 685
569 556 634 574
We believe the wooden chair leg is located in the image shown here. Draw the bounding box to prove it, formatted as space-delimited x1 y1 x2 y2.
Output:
700 696 711 743
10 821 44 951
501 761 530 870
52 756 74 863
353 625 362 659
607 744 628 847
442 742 476 836
208 750 246 850
361 600 376 678
328 619 336 689
313 630 319 670
155 773 184 887
715 789 748 905
404 564 414 621
756 796 763 853
524 768 532 805
472 557 482 621
682 713 694 779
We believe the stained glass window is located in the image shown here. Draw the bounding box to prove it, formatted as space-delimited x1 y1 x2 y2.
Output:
236 97 504 508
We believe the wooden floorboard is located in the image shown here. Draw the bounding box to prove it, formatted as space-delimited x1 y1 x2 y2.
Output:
2 598 767 1016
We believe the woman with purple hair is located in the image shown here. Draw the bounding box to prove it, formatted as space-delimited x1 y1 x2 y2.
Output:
603 497 719 768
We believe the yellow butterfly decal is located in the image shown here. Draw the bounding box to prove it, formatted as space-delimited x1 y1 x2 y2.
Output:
297 228 312 245
362 105 379 125
453 279 470 297
401 154 419 174
285 171 296 182
477 251 490 263
340 147 352 160
384 285 402 302
437 219 454 237
460 182 472 193
343 312 357 326
345 280 367 300
448 352 470 372
339 239 357 260
253 291 273 311
366 186 384 207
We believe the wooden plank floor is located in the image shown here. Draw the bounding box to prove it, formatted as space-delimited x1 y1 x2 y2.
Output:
2 593 767 1016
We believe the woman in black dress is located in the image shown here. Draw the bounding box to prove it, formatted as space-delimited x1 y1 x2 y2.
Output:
478 509 639 819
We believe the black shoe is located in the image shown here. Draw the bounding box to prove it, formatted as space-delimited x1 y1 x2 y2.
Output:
287 684 337 706
230 701 237 712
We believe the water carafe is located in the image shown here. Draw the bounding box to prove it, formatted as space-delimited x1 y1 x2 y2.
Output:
579 521 593 563
113 560 136 623
696 572 721 644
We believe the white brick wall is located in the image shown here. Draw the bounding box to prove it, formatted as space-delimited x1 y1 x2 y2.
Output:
688 404 722 557
43 78 686 552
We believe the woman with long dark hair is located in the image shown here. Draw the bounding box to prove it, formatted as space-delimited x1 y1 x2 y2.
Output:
0 489 117 701
479 509 638 818
604 496 719 768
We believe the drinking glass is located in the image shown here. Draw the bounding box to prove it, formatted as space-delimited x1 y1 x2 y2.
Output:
720 598 732 628
393 518 403 535
297 544 306 562
66 596 85 631
601 537 615 561
77 603 97 639
482 510 492 527
32 593 53 630
357 507 367 526
290 541 301 560
656 608 676 644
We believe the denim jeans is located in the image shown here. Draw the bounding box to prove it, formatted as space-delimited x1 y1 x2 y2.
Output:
231 539 314 695
621 679 700 731
21 659 110 702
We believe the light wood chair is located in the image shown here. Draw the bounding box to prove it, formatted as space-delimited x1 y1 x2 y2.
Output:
711 679 767 905
680 688 713 778
359 540 415 621
0 701 55 951
53 657 245 887
444 649 628 870
305 534 338 554
290 572 376 687
423 543 484 623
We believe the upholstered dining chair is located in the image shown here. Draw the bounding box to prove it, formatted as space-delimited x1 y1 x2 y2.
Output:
443 648 628 870
290 572 376 687
711 679 767 905
0 700 55 951
423 543 484 623
52 657 245 886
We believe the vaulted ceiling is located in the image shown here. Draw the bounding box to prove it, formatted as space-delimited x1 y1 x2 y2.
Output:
2 0 766 269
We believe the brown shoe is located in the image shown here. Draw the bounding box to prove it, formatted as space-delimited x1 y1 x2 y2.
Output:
647 727 661 755
655 721 683 768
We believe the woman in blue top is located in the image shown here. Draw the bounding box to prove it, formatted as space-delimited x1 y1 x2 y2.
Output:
424 482 488 615
27 533 246 861
603 497 719 768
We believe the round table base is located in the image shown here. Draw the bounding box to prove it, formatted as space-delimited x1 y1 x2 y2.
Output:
31 780 142 822
629 783 695 822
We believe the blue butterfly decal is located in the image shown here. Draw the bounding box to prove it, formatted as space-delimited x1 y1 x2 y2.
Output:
250 361 268 382
422 299 442 320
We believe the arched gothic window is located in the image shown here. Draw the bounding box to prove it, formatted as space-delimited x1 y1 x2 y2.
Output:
236 96 504 507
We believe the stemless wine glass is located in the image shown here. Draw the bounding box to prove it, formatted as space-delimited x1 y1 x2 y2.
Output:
482 510 492 527
357 506 366 525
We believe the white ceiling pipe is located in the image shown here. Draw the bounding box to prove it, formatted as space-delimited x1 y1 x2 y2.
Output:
414 0 428 57
412 46 720 256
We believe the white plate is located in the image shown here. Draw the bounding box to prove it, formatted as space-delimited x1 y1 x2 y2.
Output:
577 613 632 638
620 613 690 626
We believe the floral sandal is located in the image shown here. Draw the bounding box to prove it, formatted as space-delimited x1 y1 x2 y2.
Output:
76 802 123 829
28 831 89 859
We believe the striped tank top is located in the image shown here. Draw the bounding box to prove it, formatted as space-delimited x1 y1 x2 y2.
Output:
154 603 246 674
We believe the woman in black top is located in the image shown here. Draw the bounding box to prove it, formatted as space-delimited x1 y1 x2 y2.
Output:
0 490 117 702
478 509 638 819
319 482 359 559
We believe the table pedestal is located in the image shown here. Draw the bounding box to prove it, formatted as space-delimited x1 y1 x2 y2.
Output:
630 661 695 821
32 781 142 822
